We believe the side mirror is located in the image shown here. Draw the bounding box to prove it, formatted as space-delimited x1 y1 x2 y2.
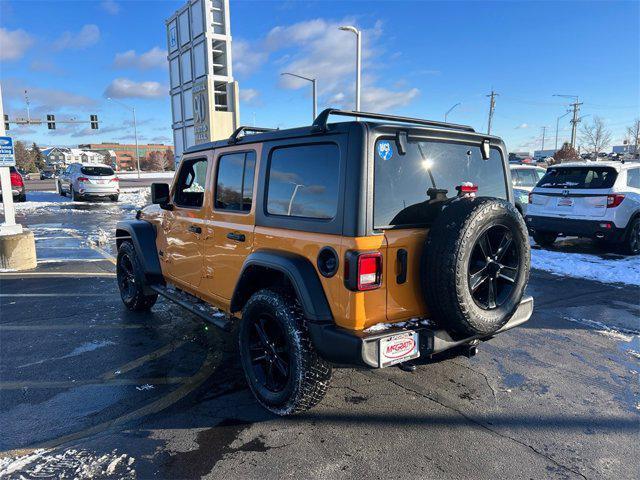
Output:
151 183 170 207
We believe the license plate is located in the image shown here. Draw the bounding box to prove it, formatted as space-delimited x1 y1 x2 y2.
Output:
557 197 573 207
96 179 105 184
379 331 419 367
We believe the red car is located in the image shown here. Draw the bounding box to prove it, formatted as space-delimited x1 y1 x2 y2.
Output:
0 167 27 202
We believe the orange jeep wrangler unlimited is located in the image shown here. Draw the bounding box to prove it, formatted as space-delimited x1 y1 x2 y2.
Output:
116 109 533 415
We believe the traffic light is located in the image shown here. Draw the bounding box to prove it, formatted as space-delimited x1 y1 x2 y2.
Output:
90 114 99 130
4 114 9 131
47 114 56 130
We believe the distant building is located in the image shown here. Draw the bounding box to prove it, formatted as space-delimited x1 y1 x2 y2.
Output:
42 147 105 169
509 151 530 161
533 149 557 160
78 143 173 171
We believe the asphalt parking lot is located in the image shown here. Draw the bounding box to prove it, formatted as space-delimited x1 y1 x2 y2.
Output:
0 189 638 479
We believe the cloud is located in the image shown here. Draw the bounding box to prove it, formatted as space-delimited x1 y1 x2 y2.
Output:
100 0 120 15
113 47 167 70
239 88 260 105
54 24 100 51
236 18 419 112
0 28 34 60
2 78 96 111
232 40 269 76
29 59 61 74
104 78 166 98
515 123 529 129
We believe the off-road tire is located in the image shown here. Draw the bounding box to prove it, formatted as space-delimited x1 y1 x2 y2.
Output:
620 216 640 255
70 186 78 201
532 231 558 247
16 193 26 202
116 241 158 311
59 182 66 197
421 197 530 337
239 289 332 416
110 195 119 202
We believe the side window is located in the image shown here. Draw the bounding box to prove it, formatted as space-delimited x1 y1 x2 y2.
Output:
266 144 339 219
174 157 208 208
215 151 256 212
627 168 640 189
511 170 522 186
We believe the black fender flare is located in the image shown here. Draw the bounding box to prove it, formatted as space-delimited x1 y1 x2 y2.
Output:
230 250 333 322
115 220 164 286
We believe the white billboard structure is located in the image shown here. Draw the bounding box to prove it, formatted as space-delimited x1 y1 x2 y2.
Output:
166 0 239 164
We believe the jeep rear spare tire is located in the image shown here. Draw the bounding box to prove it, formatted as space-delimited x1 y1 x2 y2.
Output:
421 197 530 337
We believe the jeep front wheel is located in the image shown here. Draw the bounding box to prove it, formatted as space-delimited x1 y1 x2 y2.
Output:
239 289 332 416
117 241 158 311
422 197 530 337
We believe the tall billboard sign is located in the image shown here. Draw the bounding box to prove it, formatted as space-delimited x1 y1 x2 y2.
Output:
166 0 240 165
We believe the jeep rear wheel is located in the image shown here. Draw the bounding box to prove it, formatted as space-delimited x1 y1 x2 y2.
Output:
117 241 158 311
239 289 332 416
421 197 530 337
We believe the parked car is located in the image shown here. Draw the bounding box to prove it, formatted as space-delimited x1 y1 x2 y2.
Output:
40 170 55 180
115 109 533 415
0 166 26 202
510 164 546 215
57 163 119 201
526 161 640 254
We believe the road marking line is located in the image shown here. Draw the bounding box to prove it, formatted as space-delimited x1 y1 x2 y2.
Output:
0 272 116 278
32 351 219 450
102 340 187 380
0 324 144 331
0 377 188 390
38 258 111 263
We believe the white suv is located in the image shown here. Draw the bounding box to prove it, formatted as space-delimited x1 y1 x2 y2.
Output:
526 161 640 255
58 163 119 202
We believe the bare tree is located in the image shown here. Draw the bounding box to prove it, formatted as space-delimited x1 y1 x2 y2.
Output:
580 117 612 160
627 119 640 156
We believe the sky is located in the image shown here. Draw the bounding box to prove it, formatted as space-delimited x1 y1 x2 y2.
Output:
1 0 638 153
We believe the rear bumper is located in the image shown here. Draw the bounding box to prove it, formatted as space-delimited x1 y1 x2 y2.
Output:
526 215 626 242
308 296 534 368
78 185 119 196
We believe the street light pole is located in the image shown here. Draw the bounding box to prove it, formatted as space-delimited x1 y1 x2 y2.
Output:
281 72 317 121
339 26 361 112
444 102 461 122
555 110 571 150
108 97 140 179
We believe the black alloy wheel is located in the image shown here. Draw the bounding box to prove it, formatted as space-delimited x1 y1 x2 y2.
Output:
117 251 137 303
468 224 520 310
248 312 291 393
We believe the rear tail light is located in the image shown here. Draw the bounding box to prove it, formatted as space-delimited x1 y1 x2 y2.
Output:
110 177 120 183
345 251 383 291
10 172 23 187
77 177 89 183
606 194 625 208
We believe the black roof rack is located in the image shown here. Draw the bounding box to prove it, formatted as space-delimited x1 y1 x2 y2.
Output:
228 126 277 145
311 108 475 133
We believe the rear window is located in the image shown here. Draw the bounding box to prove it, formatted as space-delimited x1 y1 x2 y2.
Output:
538 167 617 189
512 168 544 187
374 139 507 228
81 166 114 176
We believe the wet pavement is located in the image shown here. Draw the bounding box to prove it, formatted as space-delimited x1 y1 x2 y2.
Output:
0 195 638 479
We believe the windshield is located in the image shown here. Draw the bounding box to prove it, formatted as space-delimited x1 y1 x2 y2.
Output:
81 166 114 177
537 167 617 189
374 138 507 228
512 168 545 187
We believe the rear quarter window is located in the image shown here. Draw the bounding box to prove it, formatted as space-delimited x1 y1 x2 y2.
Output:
627 168 640 189
266 144 339 220
538 167 617 189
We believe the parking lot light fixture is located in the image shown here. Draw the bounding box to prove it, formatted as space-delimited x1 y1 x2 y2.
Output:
338 25 361 112
107 97 140 179
445 102 461 122
281 72 317 121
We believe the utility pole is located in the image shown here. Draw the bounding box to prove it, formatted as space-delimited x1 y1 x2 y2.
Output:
486 90 498 134
541 126 547 151
553 95 582 148
555 110 571 150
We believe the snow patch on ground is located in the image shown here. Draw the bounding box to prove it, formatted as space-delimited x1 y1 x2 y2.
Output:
531 247 640 286
118 171 174 179
118 188 150 208
563 316 639 341
0 448 135 479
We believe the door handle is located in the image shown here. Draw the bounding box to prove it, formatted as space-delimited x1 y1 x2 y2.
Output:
226 232 245 242
188 225 202 234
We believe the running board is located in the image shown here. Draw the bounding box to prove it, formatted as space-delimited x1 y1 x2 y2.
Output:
150 285 231 331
